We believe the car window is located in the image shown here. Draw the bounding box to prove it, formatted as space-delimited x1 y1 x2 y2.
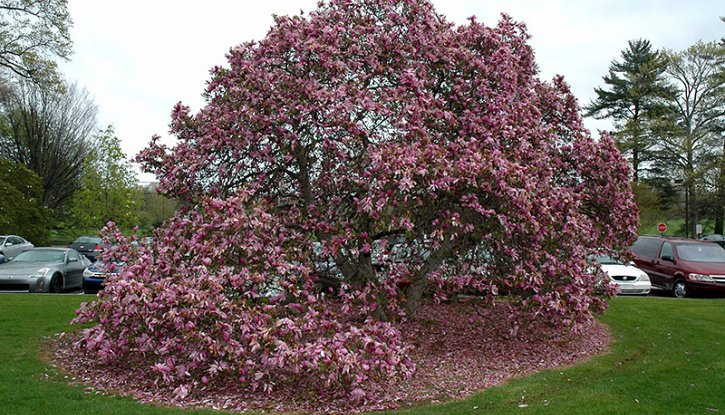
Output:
590 255 624 265
74 236 102 244
0 236 6 245
676 244 725 263
67 250 80 262
631 238 662 259
660 242 673 259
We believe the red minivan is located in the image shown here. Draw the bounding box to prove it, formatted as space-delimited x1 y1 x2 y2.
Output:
629 236 725 298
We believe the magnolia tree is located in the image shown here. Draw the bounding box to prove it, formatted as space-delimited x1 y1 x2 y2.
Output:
74 0 638 401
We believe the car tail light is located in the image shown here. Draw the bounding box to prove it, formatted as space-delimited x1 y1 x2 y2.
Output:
93 244 103 252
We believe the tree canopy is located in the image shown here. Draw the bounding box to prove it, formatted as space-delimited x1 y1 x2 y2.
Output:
0 79 98 210
0 0 73 83
585 39 674 182
75 0 638 404
0 157 50 244
67 126 140 230
656 41 725 236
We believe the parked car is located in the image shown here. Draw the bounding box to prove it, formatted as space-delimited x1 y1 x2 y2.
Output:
0 235 34 263
589 255 651 295
700 234 725 249
629 236 725 298
0 248 91 292
70 236 105 261
82 260 124 294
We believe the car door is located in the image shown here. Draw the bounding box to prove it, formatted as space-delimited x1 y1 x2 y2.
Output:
654 241 678 290
14 237 32 256
4 237 25 261
631 237 664 287
65 250 85 288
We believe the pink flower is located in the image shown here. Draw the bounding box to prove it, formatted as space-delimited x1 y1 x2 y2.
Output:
79 0 636 403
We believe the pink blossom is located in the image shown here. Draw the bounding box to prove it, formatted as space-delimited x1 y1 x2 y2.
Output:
78 0 636 405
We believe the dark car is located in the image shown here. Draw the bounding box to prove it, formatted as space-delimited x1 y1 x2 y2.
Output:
70 236 105 261
629 236 725 298
82 260 123 294
700 234 725 249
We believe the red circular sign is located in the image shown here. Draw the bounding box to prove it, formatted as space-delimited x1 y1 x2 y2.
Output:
657 223 667 233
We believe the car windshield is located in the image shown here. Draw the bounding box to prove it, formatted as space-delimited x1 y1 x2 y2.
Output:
0 236 6 245
13 249 65 263
677 244 725 263
591 255 624 265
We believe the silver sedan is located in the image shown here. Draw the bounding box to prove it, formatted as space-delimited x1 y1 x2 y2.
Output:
0 235 34 263
0 248 91 293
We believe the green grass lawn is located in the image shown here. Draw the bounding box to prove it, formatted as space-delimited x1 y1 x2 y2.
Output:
1 294 724 415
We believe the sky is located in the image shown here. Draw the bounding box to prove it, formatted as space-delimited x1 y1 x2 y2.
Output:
59 0 723 183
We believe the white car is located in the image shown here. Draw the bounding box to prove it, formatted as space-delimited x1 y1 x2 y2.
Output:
591 255 651 295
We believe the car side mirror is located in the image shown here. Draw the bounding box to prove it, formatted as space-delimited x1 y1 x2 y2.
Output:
661 255 675 263
629 261 636 266
5 242 12 247
68 257 78 263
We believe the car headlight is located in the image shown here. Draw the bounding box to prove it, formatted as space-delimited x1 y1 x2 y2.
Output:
638 273 650 282
688 273 714 282
31 268 50 278
83 268 93 278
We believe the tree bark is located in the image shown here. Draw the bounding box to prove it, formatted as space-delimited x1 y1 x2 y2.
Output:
716 138 725 235
404 236 457 316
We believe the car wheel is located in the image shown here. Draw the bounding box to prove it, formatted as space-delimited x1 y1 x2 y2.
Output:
49 274 63 293
673 279 687 298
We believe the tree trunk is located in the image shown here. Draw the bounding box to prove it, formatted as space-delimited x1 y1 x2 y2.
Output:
404 276 428 317
631 115 640 184
404 236 457 316
716 138 725 235
684 185 690 238
691 186 699 238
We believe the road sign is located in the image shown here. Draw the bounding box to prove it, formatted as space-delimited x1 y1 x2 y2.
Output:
657 223 667 233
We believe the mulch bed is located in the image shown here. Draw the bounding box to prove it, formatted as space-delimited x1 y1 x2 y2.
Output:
46 301 610 414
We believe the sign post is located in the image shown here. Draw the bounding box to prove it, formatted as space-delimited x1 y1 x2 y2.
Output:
657 222 667 235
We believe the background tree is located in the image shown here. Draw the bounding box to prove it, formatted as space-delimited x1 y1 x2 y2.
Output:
715 22 725 234
585 39 674 182
66 126 140 231
0 79 98 210
0 158 50 244
656 41 725 237
0 0 72 83
630 181 663 227
137 182 178 231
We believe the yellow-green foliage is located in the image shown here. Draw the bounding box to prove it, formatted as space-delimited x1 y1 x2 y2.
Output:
0 158 50 244
67 127 140 231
